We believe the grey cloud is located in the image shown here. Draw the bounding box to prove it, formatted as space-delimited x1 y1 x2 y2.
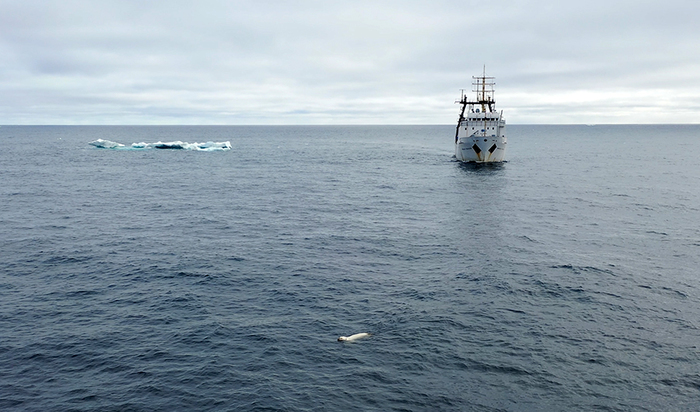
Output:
1 0 699 124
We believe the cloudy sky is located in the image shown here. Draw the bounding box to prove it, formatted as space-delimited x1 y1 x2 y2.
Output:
1 0 698 124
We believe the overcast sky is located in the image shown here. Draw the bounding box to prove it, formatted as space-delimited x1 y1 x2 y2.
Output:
1 0 698 125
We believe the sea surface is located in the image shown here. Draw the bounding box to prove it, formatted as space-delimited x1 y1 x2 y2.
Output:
1 125 699 411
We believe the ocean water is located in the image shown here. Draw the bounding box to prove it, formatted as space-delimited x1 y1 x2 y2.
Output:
1 124 699 411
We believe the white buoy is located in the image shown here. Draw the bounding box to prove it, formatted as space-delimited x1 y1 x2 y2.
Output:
337 332 371 342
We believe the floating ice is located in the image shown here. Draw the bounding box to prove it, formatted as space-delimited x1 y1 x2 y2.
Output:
89 139 231 151
89 139 125 149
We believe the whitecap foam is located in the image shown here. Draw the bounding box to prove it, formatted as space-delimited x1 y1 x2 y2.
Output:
89 140 231 151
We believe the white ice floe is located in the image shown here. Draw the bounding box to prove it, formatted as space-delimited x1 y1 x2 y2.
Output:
89 139 231 151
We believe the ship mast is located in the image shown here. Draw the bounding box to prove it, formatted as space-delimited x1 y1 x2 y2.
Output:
473 65 495 113
455 67 497 141
480 65 486 112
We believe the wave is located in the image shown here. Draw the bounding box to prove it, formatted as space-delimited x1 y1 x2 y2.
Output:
89 139 231 151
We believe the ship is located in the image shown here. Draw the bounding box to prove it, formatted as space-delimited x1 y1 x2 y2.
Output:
454 68 506 162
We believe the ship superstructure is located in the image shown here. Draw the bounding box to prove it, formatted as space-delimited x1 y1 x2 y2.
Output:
454 69 506 162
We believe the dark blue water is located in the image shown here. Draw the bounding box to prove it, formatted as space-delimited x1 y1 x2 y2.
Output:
2 125 699 411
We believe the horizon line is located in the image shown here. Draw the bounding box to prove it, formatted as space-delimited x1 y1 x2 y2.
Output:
2 123 699 127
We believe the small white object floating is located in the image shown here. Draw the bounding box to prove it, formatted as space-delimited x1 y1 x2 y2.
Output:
338 332 371 342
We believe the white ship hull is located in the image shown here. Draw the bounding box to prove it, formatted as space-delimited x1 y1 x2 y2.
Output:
455 134 507 163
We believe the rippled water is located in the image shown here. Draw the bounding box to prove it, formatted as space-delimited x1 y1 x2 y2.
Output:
2 125 699 411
